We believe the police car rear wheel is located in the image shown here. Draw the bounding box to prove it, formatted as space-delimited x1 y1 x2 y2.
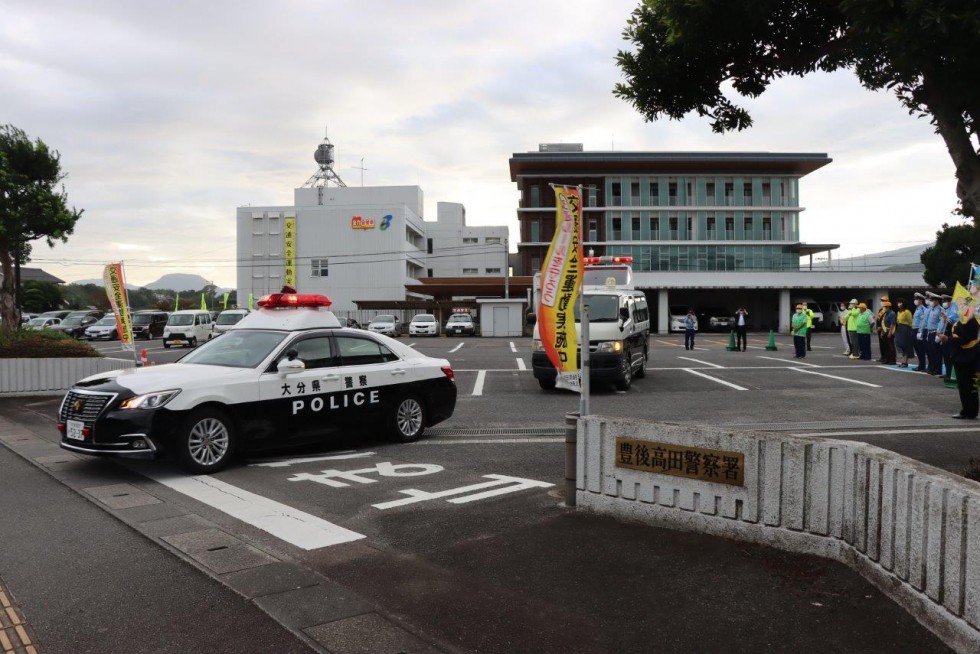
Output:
391 395 425 442
177 408 235 473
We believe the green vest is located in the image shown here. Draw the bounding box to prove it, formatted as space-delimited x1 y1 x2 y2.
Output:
804 308 814 328
792 312 808 335
846 307 860 331
856 310 873 335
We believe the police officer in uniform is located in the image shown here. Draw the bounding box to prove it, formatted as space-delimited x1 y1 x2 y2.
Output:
946 309 980 419
922 292 943 375
940 294 958 381
911 292 928 371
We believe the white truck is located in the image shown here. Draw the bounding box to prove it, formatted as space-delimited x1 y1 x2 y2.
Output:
531 256 650 391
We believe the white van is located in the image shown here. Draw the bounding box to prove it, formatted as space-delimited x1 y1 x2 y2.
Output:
213 309 250 335
531 257 650 391
163 310 214 348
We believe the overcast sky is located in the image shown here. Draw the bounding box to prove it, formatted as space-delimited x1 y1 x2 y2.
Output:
2 0 953 288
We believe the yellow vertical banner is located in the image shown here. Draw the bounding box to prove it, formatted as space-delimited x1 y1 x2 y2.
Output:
102 262 134 351
538 185 584 392
284 217 297 287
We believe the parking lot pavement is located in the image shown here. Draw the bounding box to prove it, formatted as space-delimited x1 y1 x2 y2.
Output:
24 331 971 650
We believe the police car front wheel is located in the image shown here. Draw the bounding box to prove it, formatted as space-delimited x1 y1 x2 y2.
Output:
177 407 236 473
390 395 425 442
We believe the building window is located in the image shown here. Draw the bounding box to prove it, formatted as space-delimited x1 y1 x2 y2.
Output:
744 216 754 237
531 256 541 274
530 186 540 208
427 268 433 277
762 216 772 240
311 258 329 277
630 181 640 205
462 237 478 244
268 216 281 234
427 238 433 254
724 181 735 205
706 182 715 203
588 219 597 242
462 268 478 275
485 237 501 244
587 186 597 207
743 182 752 205
649 182 659 203
649 216 659 238
686 216 694 240
611 182 622 205
611 216 622 240
252 217 264 235
706 216 716 240
485 267 502 274
725 215 735 239
669 216 678 240
668 181 678 205
762 181 771 205
531 221 540 242
631 214 641 239
686 181 694 206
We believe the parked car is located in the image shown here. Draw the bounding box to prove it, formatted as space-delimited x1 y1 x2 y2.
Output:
445 313 476 336
131 310 169 340
699 308 734 332
668 306 689 333
163 309 214 348
38 310 72 321
54 310 104 338
409 314 440 337
338 317 362 329
20 313 38 324
214 309 250 335
26 316 61 330
368 314 402 337
84 315 121 340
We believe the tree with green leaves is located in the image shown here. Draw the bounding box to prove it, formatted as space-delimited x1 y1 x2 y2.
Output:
0 125 83 338
920 223 980 289
614 0 980 222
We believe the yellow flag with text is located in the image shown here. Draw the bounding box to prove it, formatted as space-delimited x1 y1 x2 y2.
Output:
538 186 584 392
102 263 134 351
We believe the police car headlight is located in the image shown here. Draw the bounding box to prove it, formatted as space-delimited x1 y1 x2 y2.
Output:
119 390 181 410
595 340 623 353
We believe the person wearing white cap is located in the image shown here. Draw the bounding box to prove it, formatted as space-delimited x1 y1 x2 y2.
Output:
911 292 928 371
837 301 850 355
846 299 861 360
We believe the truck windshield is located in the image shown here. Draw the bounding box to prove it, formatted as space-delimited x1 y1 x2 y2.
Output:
573 295 620 322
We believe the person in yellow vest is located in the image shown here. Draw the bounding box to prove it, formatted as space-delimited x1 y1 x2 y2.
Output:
846 299 861 360
875 297 889 362
803 304 815 351
791 304 808 358
943 305 980 419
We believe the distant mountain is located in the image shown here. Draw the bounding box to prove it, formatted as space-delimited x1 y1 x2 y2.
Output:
145 274 215 292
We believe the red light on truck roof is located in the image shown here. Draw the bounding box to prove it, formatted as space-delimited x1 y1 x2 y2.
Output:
256 293 333 309
583 255 633 266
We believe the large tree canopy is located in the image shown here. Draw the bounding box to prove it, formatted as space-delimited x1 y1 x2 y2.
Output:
0 125 82 338
614 0 980 221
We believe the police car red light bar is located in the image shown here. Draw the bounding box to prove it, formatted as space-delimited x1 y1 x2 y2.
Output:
583 256 633 265
257 293 333 308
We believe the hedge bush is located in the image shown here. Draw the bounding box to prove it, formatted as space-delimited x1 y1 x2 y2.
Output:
0 328 102 358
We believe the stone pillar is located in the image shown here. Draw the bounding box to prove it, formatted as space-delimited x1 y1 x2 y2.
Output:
779 289 791 333
658 289 670 334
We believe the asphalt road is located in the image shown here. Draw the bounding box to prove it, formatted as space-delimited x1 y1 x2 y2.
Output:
4 330 968 652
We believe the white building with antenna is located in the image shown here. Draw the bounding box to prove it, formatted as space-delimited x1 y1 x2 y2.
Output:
236 136 509 312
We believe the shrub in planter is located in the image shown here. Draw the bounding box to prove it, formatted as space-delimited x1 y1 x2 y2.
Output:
0 328 101 358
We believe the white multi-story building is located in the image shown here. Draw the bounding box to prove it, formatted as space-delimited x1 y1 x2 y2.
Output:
236 186 508 312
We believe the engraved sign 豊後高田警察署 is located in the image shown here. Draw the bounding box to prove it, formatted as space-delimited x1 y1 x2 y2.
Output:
615 437 744 487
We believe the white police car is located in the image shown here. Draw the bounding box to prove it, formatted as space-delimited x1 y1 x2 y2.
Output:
57 293 458 474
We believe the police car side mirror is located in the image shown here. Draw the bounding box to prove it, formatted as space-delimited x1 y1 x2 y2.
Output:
277 358 306 376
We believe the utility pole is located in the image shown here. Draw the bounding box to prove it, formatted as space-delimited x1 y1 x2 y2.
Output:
504 237 509 299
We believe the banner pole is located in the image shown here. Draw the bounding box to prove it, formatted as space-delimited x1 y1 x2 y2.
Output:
580 303 590 417
116 261 139 368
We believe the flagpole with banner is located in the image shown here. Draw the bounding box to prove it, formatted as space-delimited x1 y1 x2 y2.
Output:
103 261 139 366
538 184 585 394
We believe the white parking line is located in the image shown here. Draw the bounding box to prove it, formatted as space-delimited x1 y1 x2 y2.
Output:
790 367 881 388
411 438 564 445
509 342 517 353
472 370 487 396
757 355 819 368
142 471 365 549
450 343 464 353
683 368 748 391
677 356 724 369
249 452 376 468
516 358 526 370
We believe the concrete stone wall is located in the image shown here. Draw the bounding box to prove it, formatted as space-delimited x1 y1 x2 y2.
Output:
0 358 134 395
576 415 980 653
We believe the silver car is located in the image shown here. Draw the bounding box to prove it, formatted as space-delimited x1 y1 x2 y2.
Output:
368 314 402 337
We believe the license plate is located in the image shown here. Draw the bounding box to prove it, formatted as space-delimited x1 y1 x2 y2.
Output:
67 419 85 441
172 339 183 345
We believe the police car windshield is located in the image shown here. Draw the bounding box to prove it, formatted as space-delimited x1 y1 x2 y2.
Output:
574 295 620 322
179 331 288 368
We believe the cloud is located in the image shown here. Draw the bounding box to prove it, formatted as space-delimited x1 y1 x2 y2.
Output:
1 0 960 286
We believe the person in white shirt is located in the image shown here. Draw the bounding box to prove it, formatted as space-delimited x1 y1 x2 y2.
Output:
734 307 748 351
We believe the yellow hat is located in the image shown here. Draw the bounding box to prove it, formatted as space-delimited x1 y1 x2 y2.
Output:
880 296 890 302
859 302 868 309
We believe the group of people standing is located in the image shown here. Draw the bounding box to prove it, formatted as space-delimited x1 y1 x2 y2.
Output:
837 293 980 419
